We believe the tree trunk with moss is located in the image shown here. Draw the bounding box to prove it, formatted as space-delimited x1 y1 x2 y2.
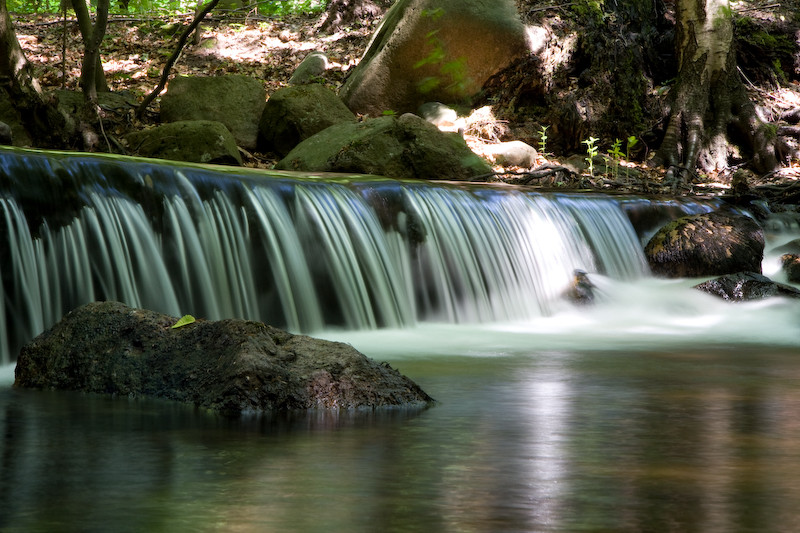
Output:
654 0 778 180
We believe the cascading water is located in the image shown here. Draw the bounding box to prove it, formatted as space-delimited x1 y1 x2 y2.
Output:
0 148 721 364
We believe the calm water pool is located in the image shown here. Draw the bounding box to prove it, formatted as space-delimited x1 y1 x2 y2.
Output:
3 342 800 532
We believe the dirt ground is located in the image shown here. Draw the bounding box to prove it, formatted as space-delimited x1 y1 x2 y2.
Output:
10 8 800 202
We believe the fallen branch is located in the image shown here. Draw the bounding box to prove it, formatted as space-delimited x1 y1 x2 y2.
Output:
468 164 576 183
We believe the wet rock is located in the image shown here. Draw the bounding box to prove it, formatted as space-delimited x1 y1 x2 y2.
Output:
160 75 266 151
275 113 491 180
339 0 528 116
257 84 356 157
644 211 764 278
781 254 800 283
14 301 433 415
125 120 242 165
694 272 800 301
565 269 595 305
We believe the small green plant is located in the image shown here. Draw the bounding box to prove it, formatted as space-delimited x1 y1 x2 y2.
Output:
608 138 623 181
624 136 639 181
625 135 638 161
582 136 599 176
381 109 397 116
538 125 549 155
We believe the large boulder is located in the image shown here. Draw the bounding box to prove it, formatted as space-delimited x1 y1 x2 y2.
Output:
644 211 765 278
14 301 433 415
339 0 529 116
274 112 492 180
257 84 356 157
694 272 800 301
160 75 266 151
124 120 242 165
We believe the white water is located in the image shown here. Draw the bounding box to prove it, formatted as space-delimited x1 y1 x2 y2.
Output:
0 149 797 365
317 275 800 357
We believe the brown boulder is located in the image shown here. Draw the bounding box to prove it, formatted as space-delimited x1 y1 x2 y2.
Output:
339 0 528 116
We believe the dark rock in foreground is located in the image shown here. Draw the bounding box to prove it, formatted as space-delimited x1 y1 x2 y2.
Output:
644 211 764 278
694 272 800 301
14 302 433 415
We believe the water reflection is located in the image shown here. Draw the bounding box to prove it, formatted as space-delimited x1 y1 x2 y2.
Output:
2 348 800 532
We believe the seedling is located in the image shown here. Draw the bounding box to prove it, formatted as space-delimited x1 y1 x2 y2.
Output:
608 138 623 181
538 125 549 155
582 136 599 177
625 136 638 180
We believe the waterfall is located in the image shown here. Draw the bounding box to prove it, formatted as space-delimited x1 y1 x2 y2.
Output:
0 148 711 364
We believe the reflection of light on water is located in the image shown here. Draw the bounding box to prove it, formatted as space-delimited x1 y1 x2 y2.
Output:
520 368 571 527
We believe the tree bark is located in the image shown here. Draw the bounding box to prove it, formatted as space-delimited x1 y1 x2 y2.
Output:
0 0 61 145
654 0 778 180
0 0 43 101
72 0 109 100
316 0 385 34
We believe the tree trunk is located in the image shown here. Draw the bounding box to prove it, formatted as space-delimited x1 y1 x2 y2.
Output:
0 0 43 101
654 0 778 180
0 0 61 145
72 0 109 98
316 0 385 34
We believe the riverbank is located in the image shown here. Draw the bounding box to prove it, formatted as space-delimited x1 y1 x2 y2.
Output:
9 8 800 203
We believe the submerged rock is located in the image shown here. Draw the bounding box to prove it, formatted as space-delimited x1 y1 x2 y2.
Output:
14 302 433 415
644 211 764 278
694 272 800 301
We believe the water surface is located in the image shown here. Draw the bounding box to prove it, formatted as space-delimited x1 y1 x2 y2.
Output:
3 336 800 532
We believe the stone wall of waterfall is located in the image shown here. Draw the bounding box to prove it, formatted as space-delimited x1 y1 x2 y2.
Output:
0 148 714 364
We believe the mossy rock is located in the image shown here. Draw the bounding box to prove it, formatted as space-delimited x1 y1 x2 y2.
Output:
275 113 491 180
257 84 356 157
160 75 266 151
644 211 764 278
125 120 242 166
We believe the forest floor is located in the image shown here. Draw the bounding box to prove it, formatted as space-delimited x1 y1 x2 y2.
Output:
10 8 800 203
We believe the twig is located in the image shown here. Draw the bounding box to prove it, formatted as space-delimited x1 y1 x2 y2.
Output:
468 164 575 183
136 0 220 119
